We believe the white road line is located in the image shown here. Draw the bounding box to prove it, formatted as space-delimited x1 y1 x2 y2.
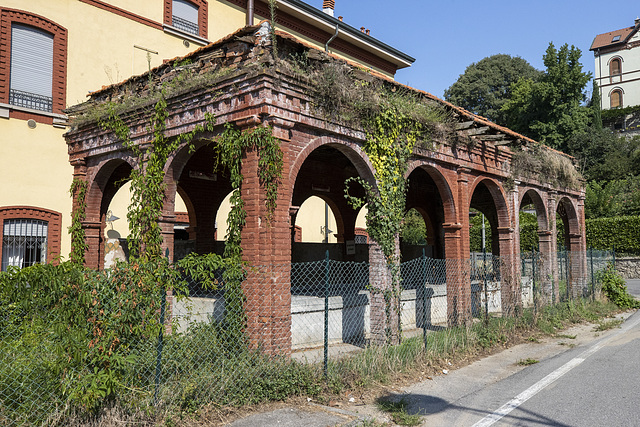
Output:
472 312 640 427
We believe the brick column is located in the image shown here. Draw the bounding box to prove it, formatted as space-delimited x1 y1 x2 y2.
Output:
538 230 554 304
239 123 292 355
444 223 466 326
547 191 559 301
368 238 400 345
497 226 517 315
445 166 471 326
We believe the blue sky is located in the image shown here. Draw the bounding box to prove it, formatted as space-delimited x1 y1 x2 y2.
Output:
310 1 639 99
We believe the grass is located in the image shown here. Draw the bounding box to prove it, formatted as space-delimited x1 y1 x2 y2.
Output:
0 298 623 425
517 358 539 366
593 318 623 332
377 398 421 426
555 334 577 339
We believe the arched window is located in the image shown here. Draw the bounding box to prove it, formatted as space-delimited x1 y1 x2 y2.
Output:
610 89 623 108
610 58 622 76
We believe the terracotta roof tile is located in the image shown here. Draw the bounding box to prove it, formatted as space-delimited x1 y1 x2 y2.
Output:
590 25 637 50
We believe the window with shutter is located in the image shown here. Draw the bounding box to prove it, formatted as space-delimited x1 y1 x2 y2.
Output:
172 0 199 35
610 90 622 108
0 9 67 122
1 219 48 270
9 24 54 112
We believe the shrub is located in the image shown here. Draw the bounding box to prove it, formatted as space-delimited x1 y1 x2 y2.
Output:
598 264 640 309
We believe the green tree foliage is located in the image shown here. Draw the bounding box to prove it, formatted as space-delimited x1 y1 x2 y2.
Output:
502 43 592 151
585 178 640 219
444 54 541 125
402 209 427 245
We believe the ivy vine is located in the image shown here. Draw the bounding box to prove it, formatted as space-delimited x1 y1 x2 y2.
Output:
345 106 423 343
69 178 88 265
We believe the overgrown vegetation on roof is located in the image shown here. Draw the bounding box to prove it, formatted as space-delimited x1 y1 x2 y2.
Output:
511 144 583 190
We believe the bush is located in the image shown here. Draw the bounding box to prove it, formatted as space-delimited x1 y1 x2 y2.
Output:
598 264 640 309
586 216 640 254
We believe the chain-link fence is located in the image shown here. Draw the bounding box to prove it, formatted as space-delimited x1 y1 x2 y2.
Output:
0 249 616 425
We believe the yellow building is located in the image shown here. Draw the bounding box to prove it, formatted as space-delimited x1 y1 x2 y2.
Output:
0 0 413 270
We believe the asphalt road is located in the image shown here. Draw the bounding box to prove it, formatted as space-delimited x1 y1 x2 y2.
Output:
626 279 640 298
408 280 640 427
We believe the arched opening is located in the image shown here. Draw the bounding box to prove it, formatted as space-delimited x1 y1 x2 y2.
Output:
518 189 552 306
289 143 373 350
290 144 371 263
404 166 449 260
83 159 133 269
469 179 512 318
170 144 233 259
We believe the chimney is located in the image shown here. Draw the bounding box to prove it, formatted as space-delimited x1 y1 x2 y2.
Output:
366 29 370 35
323 0 335 17
636 17 640 26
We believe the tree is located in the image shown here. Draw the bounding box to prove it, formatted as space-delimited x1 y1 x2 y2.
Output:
402 209 427 245
444 54 541 125
501 43 592 152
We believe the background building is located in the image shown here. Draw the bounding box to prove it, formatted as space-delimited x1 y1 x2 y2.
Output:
591 17 640 110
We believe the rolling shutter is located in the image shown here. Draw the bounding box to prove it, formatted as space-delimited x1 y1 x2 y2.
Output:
10 24 54 111
172 0 199 35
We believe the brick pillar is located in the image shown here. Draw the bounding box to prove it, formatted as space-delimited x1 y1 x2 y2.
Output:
547 191 559 301
538 230 554 304
445 167 471 326
497 226 517 315
443 223 467 326
239 124 292 355
368 238 400 345
83 221 102 270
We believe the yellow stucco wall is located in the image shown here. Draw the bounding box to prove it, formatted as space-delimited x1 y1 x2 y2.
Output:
0 119 73 257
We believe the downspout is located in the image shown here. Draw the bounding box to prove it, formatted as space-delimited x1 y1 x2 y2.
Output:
325 23 339 53
597 48 603 110
246 0 254 26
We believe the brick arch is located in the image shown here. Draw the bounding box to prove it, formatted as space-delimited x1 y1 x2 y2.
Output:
468 176 511 229
405 206 436 247
85 157 134 221
556 196 581 244
288 136 376 194
518 188 549 231
83 157 134 269
406 160 457 226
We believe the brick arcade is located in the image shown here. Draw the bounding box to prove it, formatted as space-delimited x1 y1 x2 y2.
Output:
65 23 588 354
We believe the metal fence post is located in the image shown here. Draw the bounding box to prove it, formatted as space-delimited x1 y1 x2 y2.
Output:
323 250 329 378
590 248 595 301
422 248 428 350
612 245 616 270
154 249 169 406
483 246 488 325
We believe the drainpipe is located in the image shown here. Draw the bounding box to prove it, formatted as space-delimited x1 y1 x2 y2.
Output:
246 0 254 26
325 23 339 53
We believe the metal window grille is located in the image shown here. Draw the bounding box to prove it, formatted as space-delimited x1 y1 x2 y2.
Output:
1 219 48 271
171 15 199 35
9 89 53 112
